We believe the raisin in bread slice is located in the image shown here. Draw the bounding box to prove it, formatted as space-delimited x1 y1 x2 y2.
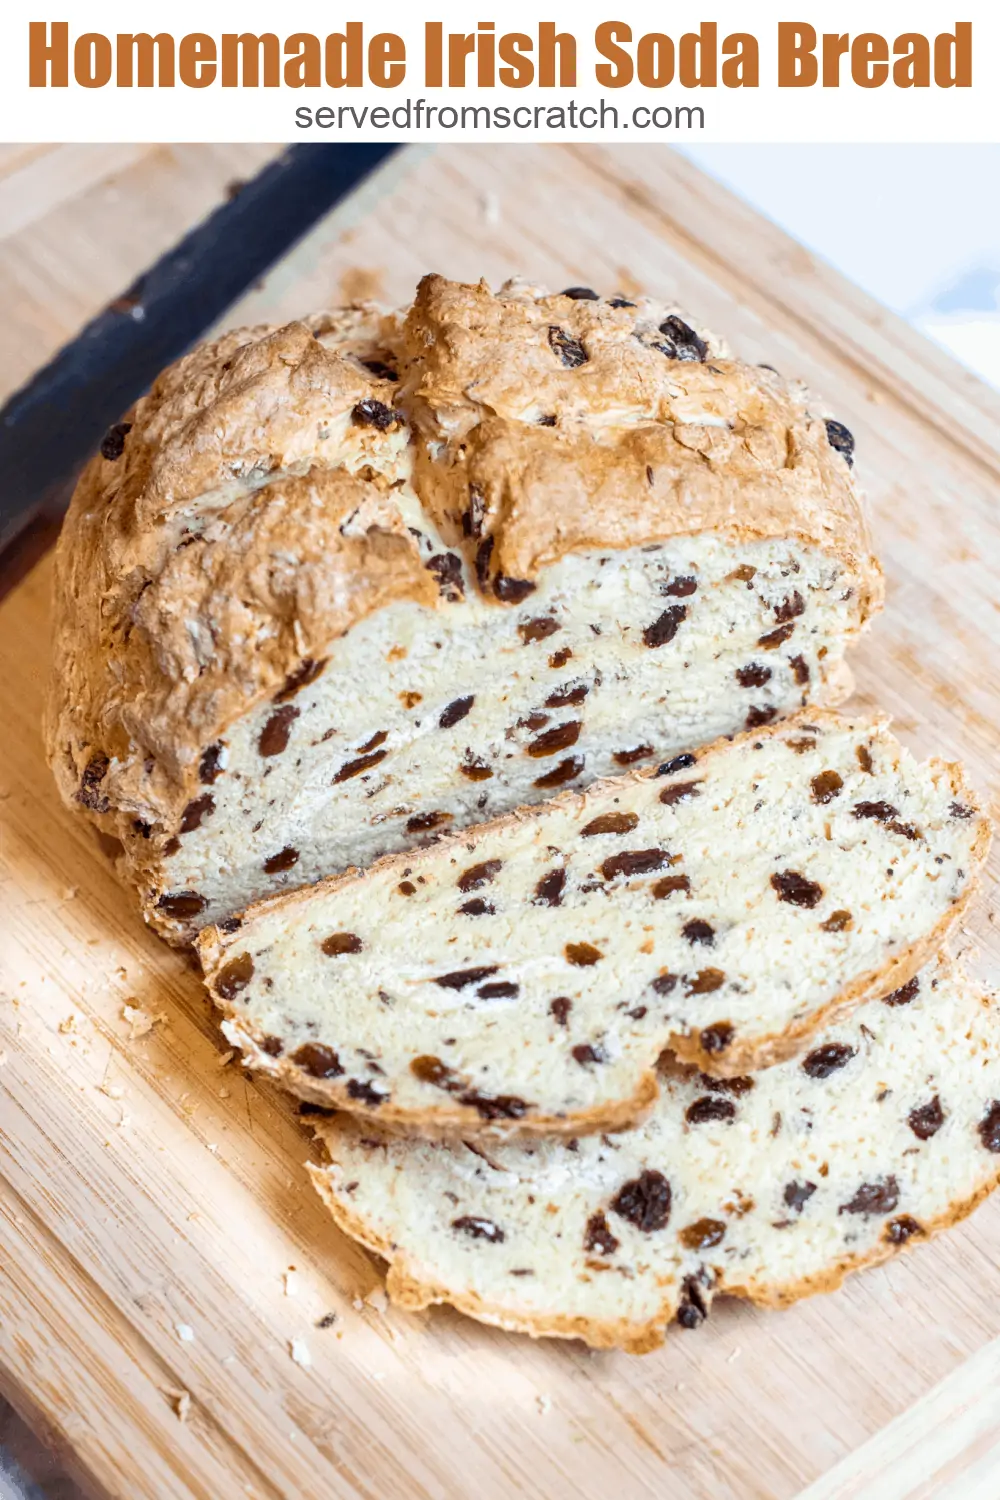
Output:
198 711 988 1133
46 275 881 945
309 955 1000 1353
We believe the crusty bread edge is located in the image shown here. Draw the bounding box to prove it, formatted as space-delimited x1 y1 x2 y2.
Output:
199 709 990 1137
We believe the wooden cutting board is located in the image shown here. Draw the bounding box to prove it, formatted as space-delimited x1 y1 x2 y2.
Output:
3 144 1000 1500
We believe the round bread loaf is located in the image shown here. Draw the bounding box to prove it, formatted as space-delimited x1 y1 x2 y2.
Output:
310 955 1000 1353
46 275 881 943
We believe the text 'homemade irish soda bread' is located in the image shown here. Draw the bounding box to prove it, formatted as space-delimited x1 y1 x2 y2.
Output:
197 712 988 1131
310 957 1000 1353
46 275 881 944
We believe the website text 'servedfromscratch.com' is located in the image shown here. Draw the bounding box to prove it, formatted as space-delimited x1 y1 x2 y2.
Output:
293 99 705 133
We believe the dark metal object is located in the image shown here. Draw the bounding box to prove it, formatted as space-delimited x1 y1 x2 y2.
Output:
0 142 400 554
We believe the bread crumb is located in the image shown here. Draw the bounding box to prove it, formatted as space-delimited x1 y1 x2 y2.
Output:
727 1347 742 1363
61 886 78 901
99 1083 125 1100
481 191 500 225
351 1296 365 1312
364 1285 388 1315
290 1337 312 1368
219 1086 231 1099
535 1395 552 1415
175 1323 196 1343
162 1387 191 1421
123 1004 167 1039
58 1014 77 1034
216 1049 236 1069
0 1050 7 1068
284 1270 299 1298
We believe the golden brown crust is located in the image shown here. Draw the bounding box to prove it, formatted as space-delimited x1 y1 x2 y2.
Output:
308 1148 1000 1355
199 708 990 1131
47 275 882 938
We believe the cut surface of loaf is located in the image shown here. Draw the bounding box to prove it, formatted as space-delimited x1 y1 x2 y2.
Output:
198 712 989 1133
310 956 1000 1353
45 275 880 943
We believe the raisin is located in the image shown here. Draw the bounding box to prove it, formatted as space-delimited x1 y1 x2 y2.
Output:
452 1216 505 1243
179 794 215 834
360 358 398 381
519 616 560 644
655 753 697 777
259 1037 283 1057
459 899 494 917
771 870 824 908
478 980 519 1000
686 969 725 994
950 802 975 819
474 536 494 588
583 1211 619 1256
790 655 810 686
643 605 687 648
76 754 110 812
463 485 486 538
214 953 254 1000
459 756 493 781
351 398 397 429
658 315 708 361
881 977 919 1007
458 860 503 892
786 736 817 754
675 1277 709 1328
613 745 654 766
825 419 855 466
534 869 567 906
546 683 589 709
264 845 299 874
853 800 898 823
582 811 639 837
322 932 363 957
259 706 299 757
217 916 242 934
398 881 416 896
156 891 206 919
560 285 599 300
527 721 581 757
458 1091 529 1121
885 1216 924 1245
700 1022 734 1054
659 780 702 806
439 695 474 729
821 909 853 932
758 623 795 650
857 745 874 773
426 553 465 602
774 591 805 623
435 965 500 990
534 756 584 788
839 1177 899 1216
653 874 690 899
407 811 452 834
746 706 777 730
333 749 386 783
100 421 132 460
609 297 636 308
293 1043 345 1079
550 997 572 1025
783 1181 816 1214
651 974 678 995
811 770 843 804
494 575 536 603
274 658 326 702
572 1043 605 1066
565 942 602 967
548 325 588 367
602 849 671 881
978 1101 1000 1152
908 1096 945 1140
411 1056 453 1087
549 646 573 669
802 1043 855 1078
736 663 771 688
699 1074 755 1096
346 1079 386 1107
686 1096 736 1125
538 414 557 427
199 743 225 783
611 1170 671 1231
357 730 387 753
678 1218 726 1250
682 919 714 946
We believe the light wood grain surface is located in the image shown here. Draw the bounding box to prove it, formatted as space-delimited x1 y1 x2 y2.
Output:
2 142 1000 1500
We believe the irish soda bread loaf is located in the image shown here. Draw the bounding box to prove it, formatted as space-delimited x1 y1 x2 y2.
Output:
310 956 1000 1352
198 711 988 1132
46 275 881 944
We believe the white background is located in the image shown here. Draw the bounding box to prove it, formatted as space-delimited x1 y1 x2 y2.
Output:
0 2 997 142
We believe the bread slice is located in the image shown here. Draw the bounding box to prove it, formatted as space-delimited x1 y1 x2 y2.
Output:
46 276 880 944
309 955 1000 1352
198 711 988 1133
